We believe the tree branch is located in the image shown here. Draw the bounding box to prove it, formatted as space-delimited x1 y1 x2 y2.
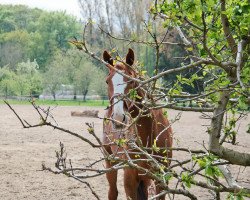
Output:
157 13 192 47
209 90 250 166
140 59 213 86
4 101 101 148
97 24 183 46
236 39 247 89
220 0 237 58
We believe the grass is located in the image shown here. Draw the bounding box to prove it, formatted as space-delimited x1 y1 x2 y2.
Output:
0 98 109 107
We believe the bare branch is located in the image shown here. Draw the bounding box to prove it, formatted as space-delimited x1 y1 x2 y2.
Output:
175 26 192 47
157 13 192 47
4 100 27 127
42 164 101 200
218 165 241 189
140 59 213 86
157 104 214 112
97 24 182 46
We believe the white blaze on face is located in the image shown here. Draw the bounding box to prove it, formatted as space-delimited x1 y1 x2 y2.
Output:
112 72 127 122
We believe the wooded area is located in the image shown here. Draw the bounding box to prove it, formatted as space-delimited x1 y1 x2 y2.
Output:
0 4 103 100
0 3 191 100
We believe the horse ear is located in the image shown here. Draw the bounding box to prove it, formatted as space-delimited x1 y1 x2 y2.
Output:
126 48 134 66
103 50 113 66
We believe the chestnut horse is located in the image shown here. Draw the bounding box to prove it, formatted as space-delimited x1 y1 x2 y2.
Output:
102 49 173 200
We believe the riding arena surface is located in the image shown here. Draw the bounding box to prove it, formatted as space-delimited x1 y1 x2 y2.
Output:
0 104 249 200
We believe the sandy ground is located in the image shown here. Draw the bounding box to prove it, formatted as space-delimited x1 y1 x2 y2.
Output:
0 104 249 200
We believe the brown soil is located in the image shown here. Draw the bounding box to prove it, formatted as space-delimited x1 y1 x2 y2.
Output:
0 104 249 200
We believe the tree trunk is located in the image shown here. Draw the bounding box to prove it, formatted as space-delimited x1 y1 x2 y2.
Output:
73 89 77 100
5 86 8 99
83 89 88 102
52 92 56 101
209 90 250 166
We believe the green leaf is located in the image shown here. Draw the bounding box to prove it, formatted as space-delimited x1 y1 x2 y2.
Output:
186 47 193 51
163 173 173 182
129 89 141 100
115 138 127 147
152 139 160 153
163 110 168 117
181 173 194 188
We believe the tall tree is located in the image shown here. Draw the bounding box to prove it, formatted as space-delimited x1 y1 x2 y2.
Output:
35 11 81 69
43 54 66 100
75 61 95 101
15 60 42 96
0 66 18 97
64 49 85 99
91 69 107 104
0 30 30 68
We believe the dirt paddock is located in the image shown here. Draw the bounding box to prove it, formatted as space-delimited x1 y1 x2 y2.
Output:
0 104 249 200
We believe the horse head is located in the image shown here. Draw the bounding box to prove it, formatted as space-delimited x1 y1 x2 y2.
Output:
103 48 142 128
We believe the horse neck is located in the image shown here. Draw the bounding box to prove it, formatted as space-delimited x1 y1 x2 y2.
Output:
129 88 148 118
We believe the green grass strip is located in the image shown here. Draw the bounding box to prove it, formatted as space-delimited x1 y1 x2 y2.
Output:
0 99 108 107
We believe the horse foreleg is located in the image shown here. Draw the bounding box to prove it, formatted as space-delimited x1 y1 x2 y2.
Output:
124 169 139 200
106 160 118 200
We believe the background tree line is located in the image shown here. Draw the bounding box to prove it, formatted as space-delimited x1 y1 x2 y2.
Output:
0 4 105 100
0 2 194 100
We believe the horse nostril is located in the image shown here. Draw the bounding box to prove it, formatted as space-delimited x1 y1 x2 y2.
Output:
111 113 114 119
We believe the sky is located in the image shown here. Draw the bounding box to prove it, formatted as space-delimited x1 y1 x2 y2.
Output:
0 0 82 19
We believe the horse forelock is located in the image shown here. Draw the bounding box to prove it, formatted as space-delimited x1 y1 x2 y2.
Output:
114 62 126 71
